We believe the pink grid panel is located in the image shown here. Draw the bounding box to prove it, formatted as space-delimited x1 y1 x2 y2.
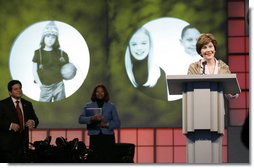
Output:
228 55 246 72
156 128 173 146
227 0 249 131
156 146 173 163
227 1 245 17
174 146 186 163
136 128 154 163
228 37 245 53
120 128 137 145
137 146 154 163
228 20 245 36
173 128 186 163
173 128 186 146
236 73 246 90
155 128 173 163
137 128 154 146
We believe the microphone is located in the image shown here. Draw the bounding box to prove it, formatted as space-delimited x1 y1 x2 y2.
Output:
202 61 207 75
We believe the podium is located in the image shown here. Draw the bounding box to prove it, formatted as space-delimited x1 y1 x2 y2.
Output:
167 74 240 163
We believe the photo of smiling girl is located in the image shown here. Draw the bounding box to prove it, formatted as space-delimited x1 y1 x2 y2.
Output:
125 27 167 100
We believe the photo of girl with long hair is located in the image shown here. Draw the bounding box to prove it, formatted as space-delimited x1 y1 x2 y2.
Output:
125 27 167 100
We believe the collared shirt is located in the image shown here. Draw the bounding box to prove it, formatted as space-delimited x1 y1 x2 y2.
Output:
188 58 231 75
200 58 219 74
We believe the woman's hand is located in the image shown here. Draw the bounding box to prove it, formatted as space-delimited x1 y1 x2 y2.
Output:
99 121 109 128
90 113 103 121
225 93 239 99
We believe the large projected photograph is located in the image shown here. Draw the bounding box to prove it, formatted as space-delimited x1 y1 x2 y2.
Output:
9 21 89 102
125 18 201 101
0 0 226 128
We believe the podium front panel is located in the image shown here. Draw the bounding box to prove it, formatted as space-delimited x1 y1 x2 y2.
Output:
193 88 211 130
182 82 225 134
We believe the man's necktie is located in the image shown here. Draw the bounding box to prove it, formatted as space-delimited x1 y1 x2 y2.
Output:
15 100 24 131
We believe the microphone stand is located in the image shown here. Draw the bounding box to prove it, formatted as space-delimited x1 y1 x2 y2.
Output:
202 61 207 75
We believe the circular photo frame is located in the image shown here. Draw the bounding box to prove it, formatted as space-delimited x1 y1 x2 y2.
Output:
9 20 90 102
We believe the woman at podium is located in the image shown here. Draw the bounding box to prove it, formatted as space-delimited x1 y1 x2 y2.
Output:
182 33 239 163
187 33 230 75
187 33 238 99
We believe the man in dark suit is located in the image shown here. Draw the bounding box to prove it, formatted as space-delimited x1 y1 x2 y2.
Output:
0 80 39 162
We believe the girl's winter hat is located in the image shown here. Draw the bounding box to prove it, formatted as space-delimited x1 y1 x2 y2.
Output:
43 21 58 36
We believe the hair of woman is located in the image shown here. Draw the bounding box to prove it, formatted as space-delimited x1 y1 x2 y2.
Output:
196 33 217 56
125 27 161 88
91 84 110 102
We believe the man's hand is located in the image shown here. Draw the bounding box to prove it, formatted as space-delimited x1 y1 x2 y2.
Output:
26 120 35 129
10 123 21 132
